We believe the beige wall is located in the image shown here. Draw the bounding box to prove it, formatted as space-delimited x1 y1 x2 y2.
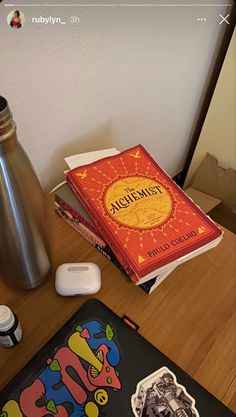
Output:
0 2 229 190
185 29 236 187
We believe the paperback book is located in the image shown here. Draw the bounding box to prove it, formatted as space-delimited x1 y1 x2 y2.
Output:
67 144 223 284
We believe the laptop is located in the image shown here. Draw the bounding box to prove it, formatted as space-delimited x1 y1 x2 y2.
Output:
0 299 234 417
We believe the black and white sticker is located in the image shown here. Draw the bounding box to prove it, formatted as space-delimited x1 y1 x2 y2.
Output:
131 366 200 417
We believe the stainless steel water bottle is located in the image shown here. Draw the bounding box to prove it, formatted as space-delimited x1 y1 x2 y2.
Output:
0 96 51 290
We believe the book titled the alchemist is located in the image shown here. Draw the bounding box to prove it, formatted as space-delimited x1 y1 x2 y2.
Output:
67 144 223 284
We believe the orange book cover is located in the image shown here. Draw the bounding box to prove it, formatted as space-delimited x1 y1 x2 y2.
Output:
67 145 222 282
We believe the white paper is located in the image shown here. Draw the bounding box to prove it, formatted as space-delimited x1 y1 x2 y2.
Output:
65 148 120 170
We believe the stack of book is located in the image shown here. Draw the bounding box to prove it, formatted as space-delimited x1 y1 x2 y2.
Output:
54 145 223 294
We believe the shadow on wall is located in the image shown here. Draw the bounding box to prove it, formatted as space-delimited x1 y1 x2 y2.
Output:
41 121 114 192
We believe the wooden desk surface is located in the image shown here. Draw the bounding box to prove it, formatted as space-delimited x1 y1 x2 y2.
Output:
0 194 235 412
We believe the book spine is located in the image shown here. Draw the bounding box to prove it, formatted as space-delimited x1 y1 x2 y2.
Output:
55 204 153 294
67 177 138 283
55 193 102 238
54 203 104 246
54 202 128 273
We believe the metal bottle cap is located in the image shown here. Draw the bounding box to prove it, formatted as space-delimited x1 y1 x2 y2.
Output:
0 96 7 112
0 96 15 140
0 305 15 331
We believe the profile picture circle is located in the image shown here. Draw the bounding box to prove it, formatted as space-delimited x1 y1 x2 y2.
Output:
7 10 25 29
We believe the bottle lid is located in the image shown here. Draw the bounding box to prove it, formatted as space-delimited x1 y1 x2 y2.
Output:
0 305 15 331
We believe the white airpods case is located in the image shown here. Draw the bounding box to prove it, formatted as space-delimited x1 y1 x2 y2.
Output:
55 263 101 296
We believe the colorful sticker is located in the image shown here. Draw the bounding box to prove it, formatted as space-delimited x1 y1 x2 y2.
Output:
1 319 121 417
131 366 200 417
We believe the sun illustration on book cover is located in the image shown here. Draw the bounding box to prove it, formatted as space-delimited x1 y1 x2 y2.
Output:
77 147 199 251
